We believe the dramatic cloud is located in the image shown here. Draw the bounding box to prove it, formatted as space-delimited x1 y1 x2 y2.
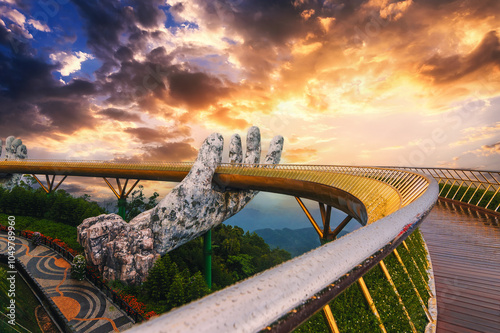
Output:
124 125 191 143
0 54 97 137
114 141 198 162
0 6 31 38
140 141 198 161
481 142 500 156
50 51 94 76
421 31 500 83
131 0 166 28
167 71 231 110
284 148 318 163
0 0 499 173
27 18 50 32
98 108 143 123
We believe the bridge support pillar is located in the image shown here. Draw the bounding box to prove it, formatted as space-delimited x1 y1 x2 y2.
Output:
32 174 67 194
322 304 340 333
103 178 141 220
392 249 432 322
295 197 353 242
358 277 387 333
379 260 418 333
118 198 127 219
203 229 212 290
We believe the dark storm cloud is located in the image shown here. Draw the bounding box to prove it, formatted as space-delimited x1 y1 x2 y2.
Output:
141 141 198 161
101 58 170 107
38 100 95 132
101 44 232 113
114 46 134 62
168 71 231 110
167 0 331 82
0 18 31 55
0 55 97 137
71 0 165 63
181 0 324 45
124 127 165 143
98 108 142 122
59 182 87 194
114 141 198 162
124 125 191 143
146 46 170 63
131 0 166 28
421 31 500 83
70 0 128 62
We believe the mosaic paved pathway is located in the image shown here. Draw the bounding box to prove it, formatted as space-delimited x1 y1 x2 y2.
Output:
0 232 134 333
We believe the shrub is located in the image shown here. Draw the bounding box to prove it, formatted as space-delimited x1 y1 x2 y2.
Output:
31 232 41 247
71 255 87 281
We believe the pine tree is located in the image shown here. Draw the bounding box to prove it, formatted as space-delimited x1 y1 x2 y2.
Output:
167 272 185 308
186 271 209 302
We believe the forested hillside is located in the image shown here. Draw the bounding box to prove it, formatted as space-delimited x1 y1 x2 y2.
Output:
0 182 105 226
255 227 351 257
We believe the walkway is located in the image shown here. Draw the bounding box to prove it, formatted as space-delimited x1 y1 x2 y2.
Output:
420 200 500 333
0 233 134 333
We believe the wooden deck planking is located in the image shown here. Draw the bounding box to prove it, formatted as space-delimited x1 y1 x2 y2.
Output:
420 200 500 333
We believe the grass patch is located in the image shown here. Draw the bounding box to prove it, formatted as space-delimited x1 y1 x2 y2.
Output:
439 183 500 210
0 263 43 333
0 214 82 253
294 229 431 332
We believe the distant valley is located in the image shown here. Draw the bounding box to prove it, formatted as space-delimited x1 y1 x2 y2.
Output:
254 227 350 257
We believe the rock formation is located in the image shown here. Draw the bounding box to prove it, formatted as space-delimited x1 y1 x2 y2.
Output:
77 126 284 285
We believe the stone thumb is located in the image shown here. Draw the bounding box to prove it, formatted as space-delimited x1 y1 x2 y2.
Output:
183 133 223 188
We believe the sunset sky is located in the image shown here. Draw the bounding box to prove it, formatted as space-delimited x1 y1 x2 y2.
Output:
1 0 499 228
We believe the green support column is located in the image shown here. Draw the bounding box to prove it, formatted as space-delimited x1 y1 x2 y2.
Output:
118 198 127 220
203 229 212 289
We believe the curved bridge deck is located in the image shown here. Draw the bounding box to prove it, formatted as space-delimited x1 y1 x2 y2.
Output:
421 200 500 333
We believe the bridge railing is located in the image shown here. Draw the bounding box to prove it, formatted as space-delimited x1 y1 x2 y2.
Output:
382 167 500 213
1 160 439 331
1 160 429 224
124 169 438 332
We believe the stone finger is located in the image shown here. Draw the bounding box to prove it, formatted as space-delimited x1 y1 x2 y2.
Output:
244 126 261 164
5 136 14 149
183 132 223 188
16 144 27 159
229 134 242 164
264 135 284 164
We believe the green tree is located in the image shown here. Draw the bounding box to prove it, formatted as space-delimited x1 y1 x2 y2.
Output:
0 183 106 226
125 185 159 221
227 254 255 280
186 271 209 302
167 273 186 308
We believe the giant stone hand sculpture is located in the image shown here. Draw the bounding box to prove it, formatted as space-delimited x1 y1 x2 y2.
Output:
0 136 28 189
1 136 28 160
77 127 284 284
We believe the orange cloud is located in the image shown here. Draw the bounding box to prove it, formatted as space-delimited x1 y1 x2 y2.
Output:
283 148 318 163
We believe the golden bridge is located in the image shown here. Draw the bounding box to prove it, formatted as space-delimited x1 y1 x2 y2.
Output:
1 160 499 332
